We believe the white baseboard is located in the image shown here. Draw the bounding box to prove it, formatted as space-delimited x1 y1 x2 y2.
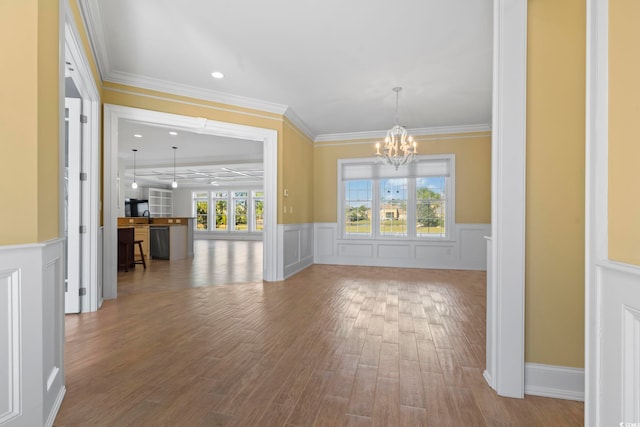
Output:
524 363 584 401
45 386 66 427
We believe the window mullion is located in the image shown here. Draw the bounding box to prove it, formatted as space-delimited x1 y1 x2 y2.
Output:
373 179 380 239
407 178 417 239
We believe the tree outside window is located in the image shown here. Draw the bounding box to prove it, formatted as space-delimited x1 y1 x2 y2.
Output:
254 199 264 231
416 177 446 237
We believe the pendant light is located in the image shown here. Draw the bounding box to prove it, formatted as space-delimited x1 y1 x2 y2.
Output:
131 148 138 189
171 146 178 188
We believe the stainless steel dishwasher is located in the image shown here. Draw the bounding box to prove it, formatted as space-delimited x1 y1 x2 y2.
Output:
149 226 170 259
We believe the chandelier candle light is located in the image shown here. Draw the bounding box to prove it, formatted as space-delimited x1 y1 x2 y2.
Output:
131 148 138 189
375 87 417 170
171 146 178 188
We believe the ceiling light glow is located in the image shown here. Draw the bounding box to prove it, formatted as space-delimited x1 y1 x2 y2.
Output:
211 71 224 79
169 131 178 136
134 134 142 138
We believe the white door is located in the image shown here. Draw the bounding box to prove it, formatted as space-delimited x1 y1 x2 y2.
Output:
65 97 82 313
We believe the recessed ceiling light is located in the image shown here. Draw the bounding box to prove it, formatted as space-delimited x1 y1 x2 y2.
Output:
169 131 178 136
211 71 224 79
134 134 142 138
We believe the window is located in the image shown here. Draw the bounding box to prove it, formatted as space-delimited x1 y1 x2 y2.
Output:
213 192 228 231
192 189 264 233
344 180 372 236
416 177 446 237
339 155 453 240
233 194 248 231
253 191 264 231
379 178 407 237
194 192 208 230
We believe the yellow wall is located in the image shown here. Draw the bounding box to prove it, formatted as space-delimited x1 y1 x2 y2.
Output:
609 0 640 266
0 0 60 245
313 133 491 224
282 120 314 224
525 0 585 368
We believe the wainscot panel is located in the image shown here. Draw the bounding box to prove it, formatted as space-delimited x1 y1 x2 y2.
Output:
280 224 314 279
314 223 490 271
0 239 66 427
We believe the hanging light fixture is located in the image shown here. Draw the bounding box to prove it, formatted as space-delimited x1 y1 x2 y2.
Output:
375 87 417 170
171 146 178 188
131 148 138 189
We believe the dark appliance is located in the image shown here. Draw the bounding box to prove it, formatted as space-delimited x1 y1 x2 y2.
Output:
150 226 170 259
125 199 150 217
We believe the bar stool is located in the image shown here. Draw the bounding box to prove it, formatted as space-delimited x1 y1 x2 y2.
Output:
118 228 135 272
134 240 146 269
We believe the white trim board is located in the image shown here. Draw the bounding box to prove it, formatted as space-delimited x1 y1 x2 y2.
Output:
64 0 102 313
525 363 585 402
487 0 527 399
314 123 491 143
585 0 609 424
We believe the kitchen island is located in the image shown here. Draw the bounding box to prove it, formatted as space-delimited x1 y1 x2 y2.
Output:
117 217 194 261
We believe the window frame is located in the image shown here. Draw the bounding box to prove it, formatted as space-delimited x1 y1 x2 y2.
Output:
337 154 455 241
192 188 264 234
193 191 210 231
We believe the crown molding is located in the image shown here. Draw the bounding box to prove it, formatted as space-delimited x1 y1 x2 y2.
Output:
283 107 316 141
77 0 109 82
314 123 491 143
106 70 289 116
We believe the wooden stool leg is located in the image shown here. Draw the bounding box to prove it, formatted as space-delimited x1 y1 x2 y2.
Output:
135 241 146 269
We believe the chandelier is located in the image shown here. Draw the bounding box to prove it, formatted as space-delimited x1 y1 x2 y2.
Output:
375 87 417 170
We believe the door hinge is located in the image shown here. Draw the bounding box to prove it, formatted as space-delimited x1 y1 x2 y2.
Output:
80 172 88 181
80 114 88 124
65 280 68 292
79 225 87 234
79 288 86 296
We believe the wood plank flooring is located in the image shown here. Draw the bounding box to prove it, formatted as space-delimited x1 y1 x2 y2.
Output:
55 244 583 426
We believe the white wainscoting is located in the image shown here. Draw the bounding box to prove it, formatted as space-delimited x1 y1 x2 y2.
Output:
595 261 640 424
525 363 585 401
314 223 490 270
0 239 66 427
279 223 314 279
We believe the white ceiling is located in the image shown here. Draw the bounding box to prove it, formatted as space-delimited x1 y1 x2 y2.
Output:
118 119 263 188
80 0 494 138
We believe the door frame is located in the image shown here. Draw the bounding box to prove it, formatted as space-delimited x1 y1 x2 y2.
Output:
585 0 608 424
62 2 102 312
101 105 279 299
485 0 528 398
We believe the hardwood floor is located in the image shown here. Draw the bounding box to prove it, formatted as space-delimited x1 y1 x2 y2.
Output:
55 245 583 426
117 240 263 296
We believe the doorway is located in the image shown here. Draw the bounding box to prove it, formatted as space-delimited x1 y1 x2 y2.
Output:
102 105 279 301
62 6 101 313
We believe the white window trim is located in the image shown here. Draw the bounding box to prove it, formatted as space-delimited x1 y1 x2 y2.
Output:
337 154 456 241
